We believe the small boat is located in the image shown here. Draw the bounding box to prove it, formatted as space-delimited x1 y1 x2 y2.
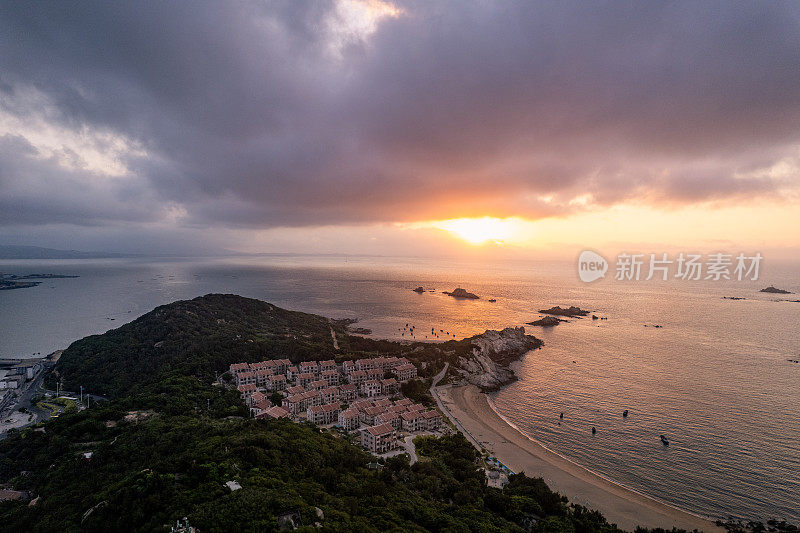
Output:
559 412 563 419
660 435 669 446
488 298 497 302
592 427 596 435
623 410 629 418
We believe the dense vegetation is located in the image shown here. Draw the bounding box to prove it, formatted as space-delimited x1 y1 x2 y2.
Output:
51 294 477 399
0 387 628 532
0 294 697 531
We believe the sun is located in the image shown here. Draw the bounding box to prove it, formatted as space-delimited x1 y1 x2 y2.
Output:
432 217 523 245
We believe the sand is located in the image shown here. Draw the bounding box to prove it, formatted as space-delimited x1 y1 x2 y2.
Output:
435 384 724 532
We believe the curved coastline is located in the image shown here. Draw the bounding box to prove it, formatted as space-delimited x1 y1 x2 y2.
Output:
485 394 717 525
437 383 724 532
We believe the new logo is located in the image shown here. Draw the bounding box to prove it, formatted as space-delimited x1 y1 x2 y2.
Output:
578 250 608 282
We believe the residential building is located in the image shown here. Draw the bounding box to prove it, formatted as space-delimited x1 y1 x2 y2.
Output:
355 358 375 371
374 411 401 429
250 391 268 407
298 372 316 388
250 399 272 417
283 393 306 415
309 379 327 391
298 361 319 376
318 360 337 373
236 371 256 386
338 408 360 431
401 410 426 432
320 386 340 404
230 362 249 375
381 378 399 396
274 359 291 374
351 399 373 412
347 370 367 385
423 410 443 430
286 365 298 381
320 369 340 386
407 403 426 413
361 380 382 398
255 369 272 387
394 398 413 407
258 406 289 419
361 423 397 453
341 360 356 375
285 385 305 396
366 368 385 381
373 398 392 409
268 373 287 391
392 363 417 381
338 383 358 402
307 403 340 425
361 405 387 425
237 383 256 400
303 390 322 407
250 360 273 373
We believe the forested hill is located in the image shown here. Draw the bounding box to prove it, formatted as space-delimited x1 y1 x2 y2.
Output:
52 293 507 399
52 294 345 397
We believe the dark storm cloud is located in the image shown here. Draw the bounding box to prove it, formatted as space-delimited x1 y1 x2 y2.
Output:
0 0 798 230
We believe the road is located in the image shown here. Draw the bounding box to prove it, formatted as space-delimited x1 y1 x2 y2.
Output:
329 322 339 350
430 362 485 451
403 435 418 465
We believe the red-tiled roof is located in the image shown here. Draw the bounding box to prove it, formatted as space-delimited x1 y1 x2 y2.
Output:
366 423 395 436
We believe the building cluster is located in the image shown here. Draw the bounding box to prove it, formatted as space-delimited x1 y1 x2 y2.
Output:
229 356 441 453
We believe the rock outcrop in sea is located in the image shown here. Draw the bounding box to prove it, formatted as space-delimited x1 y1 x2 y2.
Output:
527 316 565 327
455 327 543 391
443 287 480 299
539 305 591 317
760 286 792 294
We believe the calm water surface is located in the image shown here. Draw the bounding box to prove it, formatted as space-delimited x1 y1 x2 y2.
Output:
0 255 798 523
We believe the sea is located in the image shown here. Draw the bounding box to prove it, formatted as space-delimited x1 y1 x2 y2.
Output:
0 254 798 524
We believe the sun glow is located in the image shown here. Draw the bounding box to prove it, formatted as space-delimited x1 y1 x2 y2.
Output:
429 217 526 245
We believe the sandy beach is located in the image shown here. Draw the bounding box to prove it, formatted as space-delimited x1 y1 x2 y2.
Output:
436 384 724 532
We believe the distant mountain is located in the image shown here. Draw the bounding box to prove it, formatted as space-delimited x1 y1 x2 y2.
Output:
0 244 132 259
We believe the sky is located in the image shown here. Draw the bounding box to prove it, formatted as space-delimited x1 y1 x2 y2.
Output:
0 0 798 259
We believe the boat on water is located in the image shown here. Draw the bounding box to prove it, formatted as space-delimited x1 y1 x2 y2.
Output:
623 409 629 417
660 434 669 446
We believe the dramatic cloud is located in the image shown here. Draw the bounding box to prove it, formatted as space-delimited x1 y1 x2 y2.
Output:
1 0 799 237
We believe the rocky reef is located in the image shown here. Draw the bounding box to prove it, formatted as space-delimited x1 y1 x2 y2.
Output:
527 316 566 327
760 285 792 294
443 287 480 299
455 327 543 391
538 305 590 317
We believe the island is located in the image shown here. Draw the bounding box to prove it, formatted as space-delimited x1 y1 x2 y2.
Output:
760 285 792 294
538 305 591 317
442 287 480 299
0 279 41 290
527 316 567 327
0 273 79 290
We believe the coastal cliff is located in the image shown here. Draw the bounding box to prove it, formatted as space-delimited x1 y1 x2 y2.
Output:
455 327 542 391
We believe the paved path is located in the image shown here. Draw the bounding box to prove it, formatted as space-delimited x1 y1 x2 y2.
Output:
329 324 339 350
403 435 419 465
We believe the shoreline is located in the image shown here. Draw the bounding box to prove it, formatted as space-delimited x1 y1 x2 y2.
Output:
435 383 724 532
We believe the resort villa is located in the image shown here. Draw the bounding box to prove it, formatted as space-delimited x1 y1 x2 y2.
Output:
228 356 442 454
